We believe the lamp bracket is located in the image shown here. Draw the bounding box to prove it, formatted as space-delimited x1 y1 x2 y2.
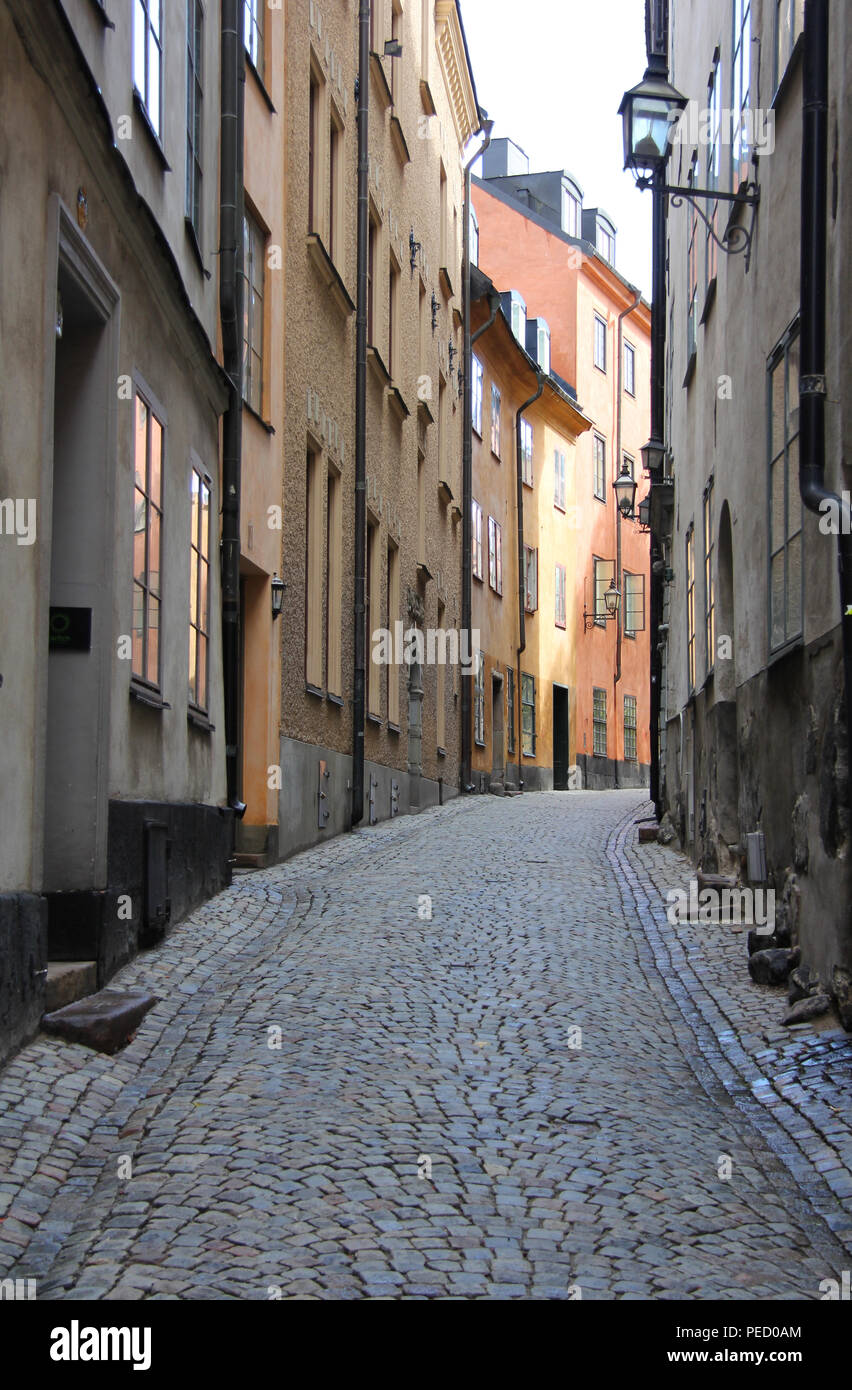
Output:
635 176 760 271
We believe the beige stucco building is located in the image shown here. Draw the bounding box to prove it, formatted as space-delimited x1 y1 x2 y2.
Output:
0 0 231 1063
279 0 479 853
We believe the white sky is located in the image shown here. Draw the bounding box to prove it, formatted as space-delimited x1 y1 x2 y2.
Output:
460 0 652 295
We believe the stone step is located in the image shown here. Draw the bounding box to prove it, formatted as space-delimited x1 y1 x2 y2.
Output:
231 852 269 869
45 961 98 1013
42 987 158 1055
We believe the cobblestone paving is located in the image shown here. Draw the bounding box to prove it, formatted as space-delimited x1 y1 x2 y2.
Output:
1 791 850 1300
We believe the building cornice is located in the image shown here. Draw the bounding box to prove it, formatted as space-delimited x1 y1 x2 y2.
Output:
435 1 479 150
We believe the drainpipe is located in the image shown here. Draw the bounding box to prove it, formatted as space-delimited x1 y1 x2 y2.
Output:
220 0 246 817
799 0 852 799
352 0 370 828
515 373 544 789
461 119 494 792
614 290 642 788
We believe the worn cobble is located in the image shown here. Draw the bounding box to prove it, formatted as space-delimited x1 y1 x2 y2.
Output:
0 791 850 1299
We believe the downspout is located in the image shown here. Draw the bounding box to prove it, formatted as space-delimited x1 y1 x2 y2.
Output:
799 0 852 799
516 373 544 789
614 290 642 788
220 0 246 816
352 0 370 828
461 119 493 793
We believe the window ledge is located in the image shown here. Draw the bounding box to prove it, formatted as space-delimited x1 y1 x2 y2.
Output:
306 233 355 317
366 712 383 728
367 344 391 385
187 707 215 732
243 398 275 434
185 218 211 279
418 398 435 425
388 722 400 735
473 572 484 584
767 635 804 671
390 113 411 166
370 52 393 108
420 77 436 115
306 682 324 700
88 0 115 29
771 33 805 110
683 348 697 390
474 739 486 749
246 54 277 113
387 384 410 420
130 683 170 711
417 561 433 583
132 90 170 171
437 746 446 758
700 276 717 325
438 478 454 504
439 266 455 300
328 692 344 708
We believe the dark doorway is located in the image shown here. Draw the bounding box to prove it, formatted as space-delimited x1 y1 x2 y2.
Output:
491 673 504 787
553 685 570 789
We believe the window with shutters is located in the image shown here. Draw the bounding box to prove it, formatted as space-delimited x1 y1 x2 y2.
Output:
624 694 638 762
488 516 503 595
471 499 484 581
554 449 566 511
521 419 533 487
521 673 536 756
555 564 567 629
491 384 501 458
593 687 607 757
523 545 538 613
624 572 645 637
132 392 164 690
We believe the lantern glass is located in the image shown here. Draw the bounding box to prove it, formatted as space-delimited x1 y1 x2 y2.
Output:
614 466 637 519
604 580 621 617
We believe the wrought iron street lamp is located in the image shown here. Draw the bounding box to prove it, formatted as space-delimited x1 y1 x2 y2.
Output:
619 65 761 270
584 578 621 631
614 463 638 519
270 573 285 619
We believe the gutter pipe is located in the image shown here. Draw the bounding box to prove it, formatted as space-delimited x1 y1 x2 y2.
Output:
515 373 545 789
352 0 370 827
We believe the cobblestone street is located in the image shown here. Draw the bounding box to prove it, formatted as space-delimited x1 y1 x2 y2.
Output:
2 791 851 1300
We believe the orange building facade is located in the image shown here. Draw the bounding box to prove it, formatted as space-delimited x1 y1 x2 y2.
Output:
471 144 652 788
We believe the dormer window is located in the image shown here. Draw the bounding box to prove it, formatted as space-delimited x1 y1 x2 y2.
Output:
509 290 526 346
597 219 616 264
537 321 551 375
561 177 583 238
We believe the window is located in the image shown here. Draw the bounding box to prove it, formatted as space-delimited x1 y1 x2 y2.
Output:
537 321 551 375
706 57 721 290
769 325 803 651
554 449 566 511
132 393 164 688
594 557 615 627
439 165 448 268
593 687 607 757
326 468 342 696
471 500 483 580
687 155 699 359
510 292 526 346
521 420 533 487
521 672 536 756
305 448 323 689
242 208 265 416
624 572 646 637
487 516 503 595
562 187 581 238
686 525 696 691
367 211 378 343
417 457 426 565
471 356 483 435
436 599 446 750
593 433 606 502
598 225 615 264
732 0 752 190
186 0 203 243
366 520 382 719
133 0 163 139
329 113 342 262
775 0 804 92
624 695 638 762
474 651 485 746
387 542 400 725
624 341 636 397
507 667 515 754
389 254 400 378
490 384 501 457
470 205 479 267
703 480 716 673
555 564 566 629
309 72 321 234
523 545 538 613
594 314 607 372
244 0 263 74
188 465 211 710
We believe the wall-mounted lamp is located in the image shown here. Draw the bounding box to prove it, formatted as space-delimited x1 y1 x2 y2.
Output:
409 228 422 276
613 462 638 519
583 578 621 631
271 573 286 619
641 436 667 475
619 64 760 269
636 495 651 532
431 290 439 334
